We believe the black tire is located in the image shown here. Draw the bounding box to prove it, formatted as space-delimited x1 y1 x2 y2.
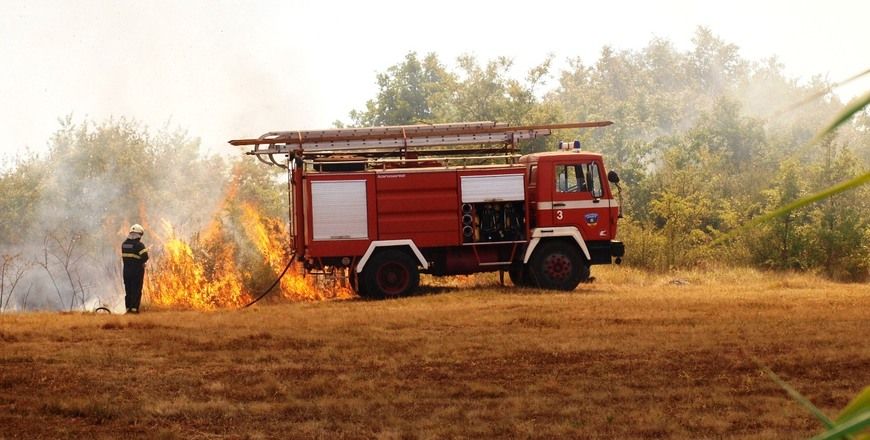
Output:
528 241 587 291
348 270 369 297
361 249 420 299
508 265 531 287
578 259 591 283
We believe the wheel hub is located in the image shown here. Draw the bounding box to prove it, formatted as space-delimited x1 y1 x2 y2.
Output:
544 254 571 280
377 262 408 295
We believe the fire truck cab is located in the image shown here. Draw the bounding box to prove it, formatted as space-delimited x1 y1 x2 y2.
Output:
523 150 623 261
231 121 625 298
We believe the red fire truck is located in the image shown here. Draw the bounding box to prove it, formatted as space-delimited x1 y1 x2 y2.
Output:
230 121 625 298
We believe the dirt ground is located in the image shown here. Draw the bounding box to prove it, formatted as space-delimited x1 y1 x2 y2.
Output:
1 268 868 439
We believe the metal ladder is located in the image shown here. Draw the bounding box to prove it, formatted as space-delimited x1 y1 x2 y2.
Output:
229 120 613 168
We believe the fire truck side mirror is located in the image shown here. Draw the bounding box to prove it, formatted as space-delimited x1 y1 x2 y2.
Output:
607 170 620 184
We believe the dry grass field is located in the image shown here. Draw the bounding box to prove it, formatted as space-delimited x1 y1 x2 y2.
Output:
1 267 868 439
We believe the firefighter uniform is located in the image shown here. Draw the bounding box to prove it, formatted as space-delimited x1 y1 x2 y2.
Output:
121 226 149 313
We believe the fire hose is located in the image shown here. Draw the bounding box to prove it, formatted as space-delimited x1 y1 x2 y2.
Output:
241 163 298 309
241 256 295 309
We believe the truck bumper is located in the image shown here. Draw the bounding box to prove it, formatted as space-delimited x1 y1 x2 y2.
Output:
610 240 625 264
587 240 625 265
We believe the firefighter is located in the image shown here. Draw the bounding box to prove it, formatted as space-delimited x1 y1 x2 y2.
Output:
121 224 149 314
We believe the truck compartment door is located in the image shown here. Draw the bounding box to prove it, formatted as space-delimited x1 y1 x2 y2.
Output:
311 180 369 240
460 174 525 203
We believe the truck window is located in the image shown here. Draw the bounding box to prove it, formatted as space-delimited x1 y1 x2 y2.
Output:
555 164 587 193
529 164 537 188
589 162 603 198
556 163 603 196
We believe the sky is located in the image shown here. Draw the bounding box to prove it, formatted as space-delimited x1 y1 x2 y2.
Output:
1 0 868 163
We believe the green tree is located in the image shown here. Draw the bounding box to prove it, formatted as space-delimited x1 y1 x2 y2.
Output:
687 27 746 98
750 160 809 269
806 145 870 280
0 155 47 245
350 52 454 126
348 53 556 125
347 52 559 152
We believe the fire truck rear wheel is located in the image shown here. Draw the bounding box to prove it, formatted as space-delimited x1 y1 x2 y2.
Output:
348 270 368 297
362 249 420 299
529 241 586 291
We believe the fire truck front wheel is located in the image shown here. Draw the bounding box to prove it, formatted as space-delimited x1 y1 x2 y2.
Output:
508 265 532 287
529 241 588 291
361 249 420 299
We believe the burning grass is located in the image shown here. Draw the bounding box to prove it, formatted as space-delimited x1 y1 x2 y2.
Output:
147 221 249 310
143 201 348 312
1 268 868 439
121 162 351 313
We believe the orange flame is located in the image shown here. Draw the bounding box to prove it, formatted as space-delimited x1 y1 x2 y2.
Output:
147 220 250 310
141 160 355 309
144 203 353 310
239 202 353 301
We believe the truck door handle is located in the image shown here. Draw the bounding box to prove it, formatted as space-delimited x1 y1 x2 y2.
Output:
553 203 566 207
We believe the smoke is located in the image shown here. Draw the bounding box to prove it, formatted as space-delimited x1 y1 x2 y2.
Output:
1 118 231 313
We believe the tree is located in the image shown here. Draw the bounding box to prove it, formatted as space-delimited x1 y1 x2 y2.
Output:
0 254 31 312
806 145 870 280
751 160 809 269
347 53 558 152
350 52 454 126
687 27 746 99
0 155 47 245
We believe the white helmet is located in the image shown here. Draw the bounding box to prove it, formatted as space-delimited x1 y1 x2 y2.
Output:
129 224 145 235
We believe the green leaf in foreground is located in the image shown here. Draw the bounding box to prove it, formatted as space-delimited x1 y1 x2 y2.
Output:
809 412 870 440
823 386 870 440
837 386 870 424
714 171 870 245
746 172 870 226
769 68 870 120
714 88 870 246
811 90 870 145
756 361 835 428
757 359 870 439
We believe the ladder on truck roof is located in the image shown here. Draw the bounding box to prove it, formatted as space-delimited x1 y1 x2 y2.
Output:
229 120 613 168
